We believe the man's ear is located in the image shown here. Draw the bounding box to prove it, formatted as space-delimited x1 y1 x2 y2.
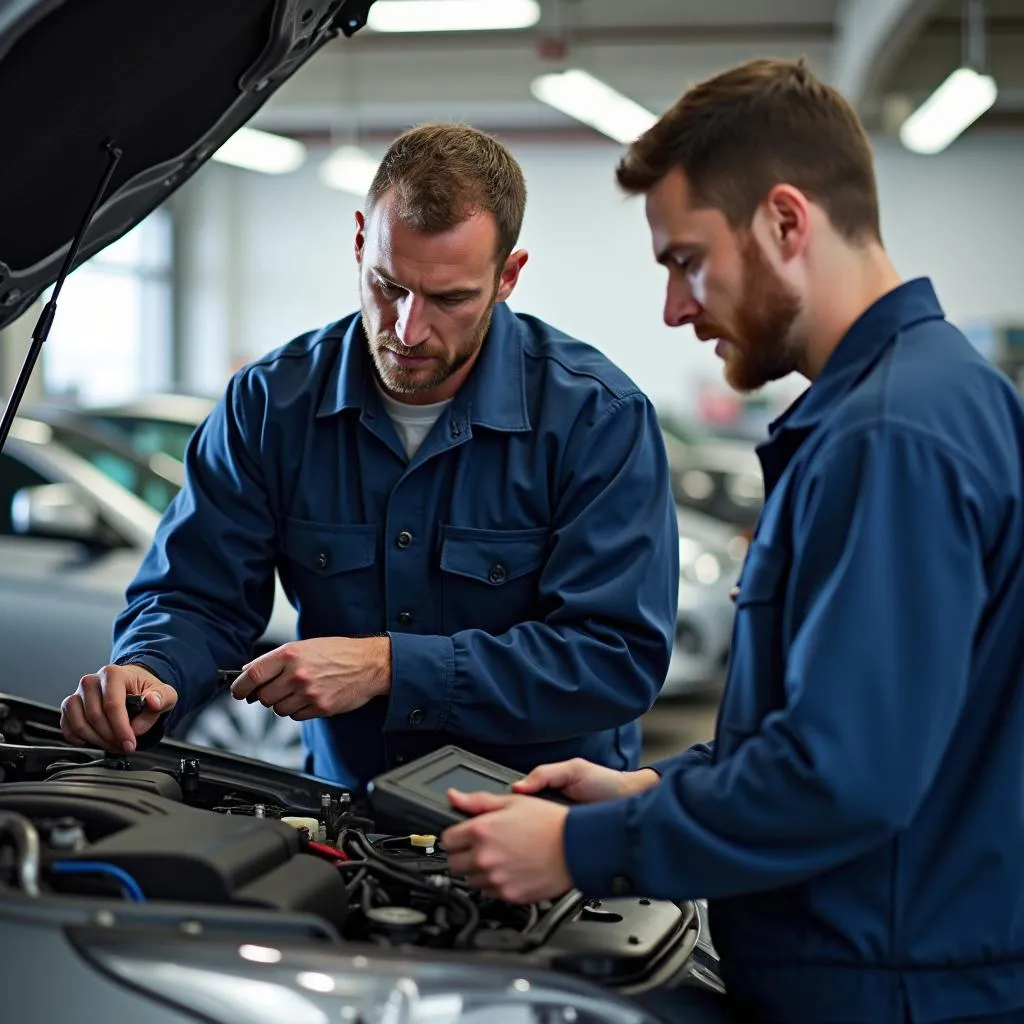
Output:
761 185 810 262
354 210 366 265
495 249 529 304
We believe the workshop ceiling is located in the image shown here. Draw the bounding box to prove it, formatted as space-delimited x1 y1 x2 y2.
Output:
249 0 1024 144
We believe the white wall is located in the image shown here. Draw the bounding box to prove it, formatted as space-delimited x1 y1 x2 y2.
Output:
172 133 1024 412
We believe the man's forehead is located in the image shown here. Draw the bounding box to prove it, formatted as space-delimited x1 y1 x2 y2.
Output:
643 175 727 259
366 204 498 268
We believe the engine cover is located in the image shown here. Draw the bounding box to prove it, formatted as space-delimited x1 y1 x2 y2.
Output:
0 777 349 928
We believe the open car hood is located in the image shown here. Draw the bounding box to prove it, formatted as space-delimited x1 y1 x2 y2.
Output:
0 0 374 332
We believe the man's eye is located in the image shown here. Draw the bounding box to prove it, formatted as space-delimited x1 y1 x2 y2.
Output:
376 278 401 297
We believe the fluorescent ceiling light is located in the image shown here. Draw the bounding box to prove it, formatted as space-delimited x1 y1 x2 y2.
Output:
211 127 306 174
530 69 657 145
367 0 539 33
319 145 379 196
899 67 998 155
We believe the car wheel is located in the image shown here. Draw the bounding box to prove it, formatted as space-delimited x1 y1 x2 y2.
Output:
180 692 305 769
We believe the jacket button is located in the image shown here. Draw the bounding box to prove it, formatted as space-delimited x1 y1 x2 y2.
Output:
396 530 413 549
314 551 329 570
398 611 412 626
408 708 425 726
488 563 507 584
609 875 633 897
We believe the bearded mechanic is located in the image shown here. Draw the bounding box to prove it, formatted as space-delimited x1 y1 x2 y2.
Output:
442 61 1024 1024
59 123 679 788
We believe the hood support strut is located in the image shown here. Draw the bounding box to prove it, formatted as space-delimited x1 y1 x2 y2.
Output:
0 139 122 454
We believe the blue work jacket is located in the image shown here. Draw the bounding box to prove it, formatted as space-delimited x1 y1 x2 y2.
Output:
565 279 1024 1023
111 303 679 788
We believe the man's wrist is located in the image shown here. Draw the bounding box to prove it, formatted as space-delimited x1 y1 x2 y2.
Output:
623 768 661 797
366 635 392 696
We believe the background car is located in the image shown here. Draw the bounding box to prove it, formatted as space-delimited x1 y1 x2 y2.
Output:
668 506 745 698
0 413 303 766
661 416 764 531
71 392 221 465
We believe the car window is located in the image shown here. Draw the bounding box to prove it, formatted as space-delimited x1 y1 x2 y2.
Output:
0 452 49 535
101 418 197 464
45 428 179 514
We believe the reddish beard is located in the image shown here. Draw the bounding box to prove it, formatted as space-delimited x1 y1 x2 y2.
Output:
701 234 802 393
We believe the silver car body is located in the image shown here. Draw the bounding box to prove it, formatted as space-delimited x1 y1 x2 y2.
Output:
0 416 303 765
667 507 745 697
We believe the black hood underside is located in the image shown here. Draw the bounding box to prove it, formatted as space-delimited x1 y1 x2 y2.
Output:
0 0 372 332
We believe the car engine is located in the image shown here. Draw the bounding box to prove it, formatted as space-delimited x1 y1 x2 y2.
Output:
0 695 716 998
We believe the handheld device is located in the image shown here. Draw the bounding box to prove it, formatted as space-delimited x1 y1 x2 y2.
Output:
367 745 572 833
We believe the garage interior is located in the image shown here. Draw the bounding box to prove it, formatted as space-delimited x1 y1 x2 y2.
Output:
1 0 1022 768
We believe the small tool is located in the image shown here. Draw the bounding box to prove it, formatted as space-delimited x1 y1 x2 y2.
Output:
125 694 147 721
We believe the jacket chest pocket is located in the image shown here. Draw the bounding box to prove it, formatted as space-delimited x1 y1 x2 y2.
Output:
439 525 548 636
278 519 380 636
717 540 790 744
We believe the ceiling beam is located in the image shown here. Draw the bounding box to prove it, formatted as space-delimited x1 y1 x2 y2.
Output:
833 0 940 106
334 21 835 53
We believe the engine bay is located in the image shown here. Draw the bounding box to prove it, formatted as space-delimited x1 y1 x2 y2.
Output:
0 694 711 997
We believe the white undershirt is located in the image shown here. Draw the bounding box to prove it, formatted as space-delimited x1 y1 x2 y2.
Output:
375 381 453 459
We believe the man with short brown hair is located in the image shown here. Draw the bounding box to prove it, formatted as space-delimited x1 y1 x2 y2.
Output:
442 60 1024 1024
60 123 680 792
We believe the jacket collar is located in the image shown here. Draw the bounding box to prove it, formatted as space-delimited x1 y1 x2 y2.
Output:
317 302 531 432
767 277 946 437
754 278 946 498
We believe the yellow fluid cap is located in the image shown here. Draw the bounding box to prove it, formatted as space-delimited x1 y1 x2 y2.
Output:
281 816 320 835
409 834 437 848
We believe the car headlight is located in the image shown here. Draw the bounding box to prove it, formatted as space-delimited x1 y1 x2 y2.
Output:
81 935 664 1024
679 536 724 587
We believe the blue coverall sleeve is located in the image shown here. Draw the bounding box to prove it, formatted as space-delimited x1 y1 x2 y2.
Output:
110 374 278 721
564 424 990 899
385 393 680 741
649 743 713 777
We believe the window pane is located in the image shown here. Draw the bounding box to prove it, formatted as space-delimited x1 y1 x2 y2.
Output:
42 209 173 403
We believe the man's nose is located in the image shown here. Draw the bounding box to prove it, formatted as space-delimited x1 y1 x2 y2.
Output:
396 295 431 347
664 281 701 329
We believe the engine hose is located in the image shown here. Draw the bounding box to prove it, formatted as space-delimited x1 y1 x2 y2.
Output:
520 889 585 950
343 831 480 948
0 811 41 897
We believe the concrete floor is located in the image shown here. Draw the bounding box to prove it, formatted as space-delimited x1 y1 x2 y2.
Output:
641 691 721 763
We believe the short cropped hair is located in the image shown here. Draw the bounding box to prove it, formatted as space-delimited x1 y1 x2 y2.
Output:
616 58 881 244
367 123 527 263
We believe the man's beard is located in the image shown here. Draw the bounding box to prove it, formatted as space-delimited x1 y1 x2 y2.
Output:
703 234 802 393
363 293 495 397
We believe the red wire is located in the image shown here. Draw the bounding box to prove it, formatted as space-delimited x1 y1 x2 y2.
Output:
306 839 350 862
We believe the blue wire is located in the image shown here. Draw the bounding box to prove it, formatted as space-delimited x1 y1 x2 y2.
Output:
50 861 146 903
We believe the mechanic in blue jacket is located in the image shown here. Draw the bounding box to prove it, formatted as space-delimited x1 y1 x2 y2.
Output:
441 60 1024 1024
58 123 679 789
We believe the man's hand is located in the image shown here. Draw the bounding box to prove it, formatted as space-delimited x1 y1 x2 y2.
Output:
61 664 178 753
443 791 573 903
229 637 391 720
512 757 660 805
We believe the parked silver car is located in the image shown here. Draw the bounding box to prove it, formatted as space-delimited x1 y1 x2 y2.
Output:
0 415 303 766
661 418 764 530
668 507 745 698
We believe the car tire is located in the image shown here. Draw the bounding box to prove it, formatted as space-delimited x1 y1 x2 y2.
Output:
175 691 306 769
